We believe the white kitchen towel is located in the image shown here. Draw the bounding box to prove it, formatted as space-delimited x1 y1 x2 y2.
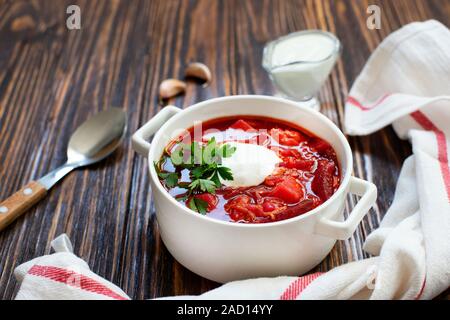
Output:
339 19 450 299
14 234 129 300
14 20 450 300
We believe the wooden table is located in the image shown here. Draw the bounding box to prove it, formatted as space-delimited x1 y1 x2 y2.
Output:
0 0 448 300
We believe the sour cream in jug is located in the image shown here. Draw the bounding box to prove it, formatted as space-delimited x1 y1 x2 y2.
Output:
263 30 340 102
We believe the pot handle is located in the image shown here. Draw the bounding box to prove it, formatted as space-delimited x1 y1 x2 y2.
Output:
132 105 181 158
315 177 377 240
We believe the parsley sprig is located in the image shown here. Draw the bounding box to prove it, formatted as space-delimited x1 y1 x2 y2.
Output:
154 138 236 214
187 196 209 214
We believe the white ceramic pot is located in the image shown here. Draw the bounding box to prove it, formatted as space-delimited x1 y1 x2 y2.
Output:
132 95 377 283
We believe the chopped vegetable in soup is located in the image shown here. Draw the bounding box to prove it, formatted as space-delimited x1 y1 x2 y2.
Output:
154 116 340 223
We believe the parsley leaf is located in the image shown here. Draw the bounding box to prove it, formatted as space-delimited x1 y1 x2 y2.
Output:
217 166 233 181
174 139 235 195
220 143 237 158
191 165 207 178
188 197 209 214
199 179 216 193
157 139 237 214
164 173 179 188
154 160 179 188
210 171 222 187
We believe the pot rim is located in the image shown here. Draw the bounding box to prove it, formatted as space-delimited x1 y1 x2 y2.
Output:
148 95 353 228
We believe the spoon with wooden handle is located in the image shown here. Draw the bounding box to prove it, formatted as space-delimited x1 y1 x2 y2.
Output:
0 108 127 231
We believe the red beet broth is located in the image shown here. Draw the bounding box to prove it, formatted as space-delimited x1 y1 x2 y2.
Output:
156 116 341 223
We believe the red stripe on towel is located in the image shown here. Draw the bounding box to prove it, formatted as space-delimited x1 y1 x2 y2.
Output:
411 111 450 201
347 94 391 111
414 277 427 300
28 265 129 300
347 95 450 201
280 272 323 300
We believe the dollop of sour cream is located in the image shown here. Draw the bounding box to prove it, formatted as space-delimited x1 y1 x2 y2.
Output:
220 142 281 188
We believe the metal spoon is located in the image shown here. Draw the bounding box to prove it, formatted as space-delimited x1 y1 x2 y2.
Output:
0 108 127 231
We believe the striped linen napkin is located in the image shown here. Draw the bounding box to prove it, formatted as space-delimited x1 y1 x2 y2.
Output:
14 20 450 300
337 19 450 299
14 234 130 300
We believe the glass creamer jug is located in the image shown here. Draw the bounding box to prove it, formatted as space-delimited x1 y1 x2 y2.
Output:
263 30 341 110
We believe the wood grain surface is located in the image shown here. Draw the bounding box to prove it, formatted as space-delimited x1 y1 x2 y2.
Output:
0 0 448 300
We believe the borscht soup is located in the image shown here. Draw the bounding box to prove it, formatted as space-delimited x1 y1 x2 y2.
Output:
154 116 340 223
